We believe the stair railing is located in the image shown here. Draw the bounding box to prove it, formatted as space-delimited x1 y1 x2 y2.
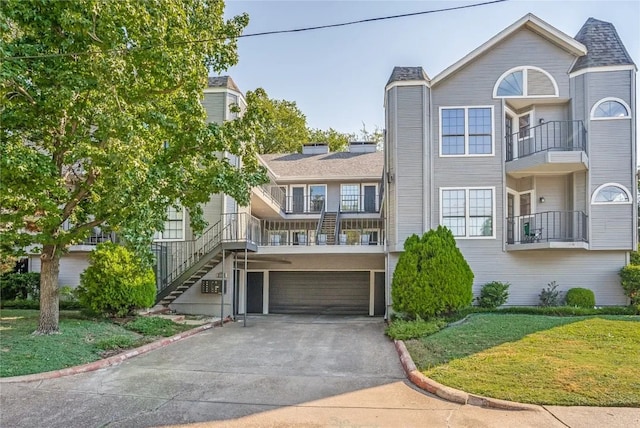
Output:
315 200 326 244
334 209 341 245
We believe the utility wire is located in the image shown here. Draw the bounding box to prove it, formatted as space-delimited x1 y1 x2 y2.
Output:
3 0 508 60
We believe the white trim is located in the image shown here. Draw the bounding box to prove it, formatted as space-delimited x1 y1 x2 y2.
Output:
203 87 245 100
439 106 495 157
591 183 633 205
289 185 305 213
432 13 586 85
492 66 559 98
569 64 637 78
385 80 430 92
307 183 327 212
362 182 379 212
439 187 496 239
153 206 186 242
590 97 631 120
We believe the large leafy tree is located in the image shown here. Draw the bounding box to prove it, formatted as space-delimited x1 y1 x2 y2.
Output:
245 88 310 153
308 127 352 152
0 0 266 334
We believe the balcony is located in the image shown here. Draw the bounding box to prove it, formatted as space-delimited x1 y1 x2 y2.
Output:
339 193 380 214
506 121 588 178
251 183 286 218
506 210 588 250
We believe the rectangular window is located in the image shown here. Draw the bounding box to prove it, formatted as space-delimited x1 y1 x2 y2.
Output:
441 188 494 238
441 107 493 156
308 185 326 212
341 184 359 212
154 206 184 240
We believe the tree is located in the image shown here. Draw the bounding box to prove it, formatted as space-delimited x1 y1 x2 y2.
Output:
357 122 384 151
308 128 353 152
391 227 474 318
245 88 309 153
0 0 266 334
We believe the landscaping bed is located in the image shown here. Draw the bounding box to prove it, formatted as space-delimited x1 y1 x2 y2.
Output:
399 313 640 406
0 309 194 377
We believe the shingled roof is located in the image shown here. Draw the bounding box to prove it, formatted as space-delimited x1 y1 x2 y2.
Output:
571 18 635 73
207 76 241 93
260 151 384 180
387 67 430 86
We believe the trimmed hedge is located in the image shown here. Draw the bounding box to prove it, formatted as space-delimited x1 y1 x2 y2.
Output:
0 272 40 300
565 288 596 308
619 264 640 309
0 299 84 310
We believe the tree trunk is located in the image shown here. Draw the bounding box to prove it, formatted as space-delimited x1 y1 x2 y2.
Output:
35 244 60 335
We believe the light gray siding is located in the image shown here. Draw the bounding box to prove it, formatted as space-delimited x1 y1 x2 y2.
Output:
395 86 425 245
29 253 90 288
574 171 587 213
202 92 225 124
385 88 397 248
591 205 634 250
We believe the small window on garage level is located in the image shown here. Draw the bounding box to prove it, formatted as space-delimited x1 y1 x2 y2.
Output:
591 183 632 204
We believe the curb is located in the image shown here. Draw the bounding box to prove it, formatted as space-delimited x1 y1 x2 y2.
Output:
0 317 231 384
394 339 538 411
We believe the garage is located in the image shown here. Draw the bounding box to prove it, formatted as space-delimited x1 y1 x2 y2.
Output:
269 271 370 315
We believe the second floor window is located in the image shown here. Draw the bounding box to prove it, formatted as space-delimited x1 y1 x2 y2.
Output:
441 107 493 156
154 206 184 240
441 188 494 238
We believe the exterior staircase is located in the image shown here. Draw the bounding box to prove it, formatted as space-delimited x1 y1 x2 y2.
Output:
318 212 338 245
154 213 258 307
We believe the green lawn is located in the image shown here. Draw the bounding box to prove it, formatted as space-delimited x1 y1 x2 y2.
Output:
406 314 640 406
0 309 193 377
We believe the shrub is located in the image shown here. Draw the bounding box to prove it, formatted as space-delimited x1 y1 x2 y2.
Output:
385 317 446 340
565 288 595 308
539 281 562 307
391 226 474 318
629 251 640 266
0 272 40 300
124 316 187 337
477 281 510 308
95 335 140 351
76 242 156 317
619 264 640 310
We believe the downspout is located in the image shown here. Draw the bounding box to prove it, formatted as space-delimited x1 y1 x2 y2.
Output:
423 85 428 233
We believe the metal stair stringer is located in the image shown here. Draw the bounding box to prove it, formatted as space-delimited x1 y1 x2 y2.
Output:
156 243 224 307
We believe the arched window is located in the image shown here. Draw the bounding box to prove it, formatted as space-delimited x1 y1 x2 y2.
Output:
493 66 558 98
591 183 632 204
590 98 631 120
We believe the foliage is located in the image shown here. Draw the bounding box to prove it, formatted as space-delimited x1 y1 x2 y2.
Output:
420 317 640 406
476 281 510 308
0 0 266 333
95 335 141 351
565 288 596 308
630 251 640 266
308 127 352 152
391 227 474 318
244 88 309 153
124 316 192 337
356 122 384 151
385 317 446 340
76 243 156 317
619 264 640 309
539 281 562 307
0 272 40 300
0 255 19 274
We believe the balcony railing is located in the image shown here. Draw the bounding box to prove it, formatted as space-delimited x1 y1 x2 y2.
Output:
255 183 286 210
339 194 380 213
506 211 588 245
506 120 586 161
260 218 384 246
284 196 325 214
62 221 116 246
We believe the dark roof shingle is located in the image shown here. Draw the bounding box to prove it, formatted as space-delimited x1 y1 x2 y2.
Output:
571 18 635 72
207 76 241 93
387 67 430 85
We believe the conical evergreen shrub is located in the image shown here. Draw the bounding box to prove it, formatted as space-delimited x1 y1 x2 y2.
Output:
391 226 473 318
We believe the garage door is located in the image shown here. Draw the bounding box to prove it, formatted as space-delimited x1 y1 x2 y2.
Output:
269 271 369 315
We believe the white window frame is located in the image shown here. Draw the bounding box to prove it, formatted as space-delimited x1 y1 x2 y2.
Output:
439 106 495 157
493 66 559 98
307 184 327 212
591 183 633 205
289 185 306 213
590 97 631 120
153 206 186 242
340 183 360 212
440 187 496 239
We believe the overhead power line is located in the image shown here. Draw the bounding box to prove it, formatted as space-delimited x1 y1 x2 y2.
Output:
3 0 508 60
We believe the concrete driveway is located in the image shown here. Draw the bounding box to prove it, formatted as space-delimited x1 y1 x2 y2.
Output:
2 315 638 427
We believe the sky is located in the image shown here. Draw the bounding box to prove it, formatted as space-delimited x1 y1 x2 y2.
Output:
222 0 640 136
